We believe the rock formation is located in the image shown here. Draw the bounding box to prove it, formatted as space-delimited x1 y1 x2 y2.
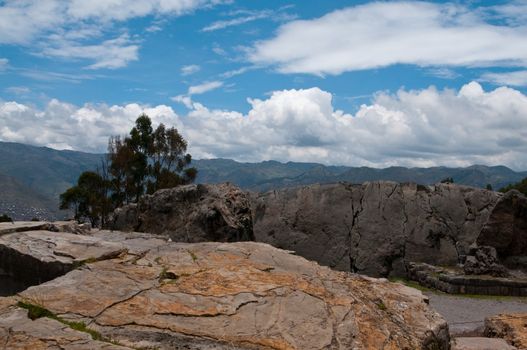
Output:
477 190 527 269
111 183 254 243
252 182 500 277
485 313 527 349
0 223 449 349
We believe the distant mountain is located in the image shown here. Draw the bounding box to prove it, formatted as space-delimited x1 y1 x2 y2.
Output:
0 141 525 220
0 141 103 201
193 159 527 192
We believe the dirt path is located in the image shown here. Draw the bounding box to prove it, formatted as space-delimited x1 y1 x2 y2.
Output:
425 291 527 336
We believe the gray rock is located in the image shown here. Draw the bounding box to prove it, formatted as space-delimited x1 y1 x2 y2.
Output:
477 190 527 269
252 182 500 277
463 244 508 277
111 183 254 243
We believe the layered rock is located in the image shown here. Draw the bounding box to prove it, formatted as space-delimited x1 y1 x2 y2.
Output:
252 182 499 277
111 183 254 243
0 226 450 349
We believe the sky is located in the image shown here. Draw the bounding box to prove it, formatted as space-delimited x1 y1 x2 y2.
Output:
1 0 527 170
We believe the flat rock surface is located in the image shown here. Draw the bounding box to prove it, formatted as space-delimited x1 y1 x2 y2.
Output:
0 230 126 264
451 337 517 350
0 229 450 349
425 292 527 336
0 297 131 349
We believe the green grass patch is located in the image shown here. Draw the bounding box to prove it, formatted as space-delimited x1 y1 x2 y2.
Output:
375 300 387 311
17 301 107 342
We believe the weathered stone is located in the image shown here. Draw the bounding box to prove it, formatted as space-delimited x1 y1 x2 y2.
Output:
0 229 450 349
477 190 527 269
252 182 499 277
485 313 527 349
463 244 508 277
452 337 517 350
111 183 254 243
0 230 126 286
0 297 131 349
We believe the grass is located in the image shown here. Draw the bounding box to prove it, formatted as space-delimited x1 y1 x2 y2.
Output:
375 300 387 311
17 301 105 342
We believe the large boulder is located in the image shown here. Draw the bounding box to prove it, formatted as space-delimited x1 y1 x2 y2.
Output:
111 183 254 243
252 182 500 277
477 190 527 268
0 226 450 349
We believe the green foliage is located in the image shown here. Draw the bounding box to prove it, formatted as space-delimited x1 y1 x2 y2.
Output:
60 114 196 226
486 183 493 191
0 214 13 223
108 114 196 206
60 171 111 227
440 177 454 184
499 177 527 196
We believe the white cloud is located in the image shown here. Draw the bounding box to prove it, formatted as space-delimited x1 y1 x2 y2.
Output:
0 58 8 71
5 87 30 95
187 81 223 95
41 34 139 69
202 11 270 32
181 64 201 76
0 0 225 68
3 82 527 170
0 99 181 153
249 2 527 75
480 70 527 87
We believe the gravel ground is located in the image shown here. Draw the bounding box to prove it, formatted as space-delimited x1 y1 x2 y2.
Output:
425 291 527 336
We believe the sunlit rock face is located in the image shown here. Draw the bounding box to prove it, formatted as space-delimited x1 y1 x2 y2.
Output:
0 224 449 349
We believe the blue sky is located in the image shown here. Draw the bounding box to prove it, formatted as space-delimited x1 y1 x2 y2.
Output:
1 0 527 169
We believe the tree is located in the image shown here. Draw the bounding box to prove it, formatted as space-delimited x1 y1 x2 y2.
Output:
499 177 527 196
61 114 196 226
0 214 13 223
60 171 111 227
440 177 454 184
486 184 493 191
107 114 196 206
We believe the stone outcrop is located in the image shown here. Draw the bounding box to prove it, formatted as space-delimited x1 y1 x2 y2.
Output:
485 313 527 349
463 244 508 277
111 183 254 243
477 190 527 269
252 182 500 277
0 224 450 349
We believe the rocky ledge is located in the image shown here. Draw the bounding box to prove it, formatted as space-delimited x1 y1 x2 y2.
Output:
0 223 449 349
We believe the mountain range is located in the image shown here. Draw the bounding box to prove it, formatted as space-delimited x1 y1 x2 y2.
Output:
0 141 525 220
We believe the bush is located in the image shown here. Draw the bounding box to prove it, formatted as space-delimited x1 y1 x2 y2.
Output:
0 214 13 223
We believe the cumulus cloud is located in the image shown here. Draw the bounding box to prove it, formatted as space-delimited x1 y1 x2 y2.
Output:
480 70 527 87
249 1 527 75
2 82 527 170
0 0 225 69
